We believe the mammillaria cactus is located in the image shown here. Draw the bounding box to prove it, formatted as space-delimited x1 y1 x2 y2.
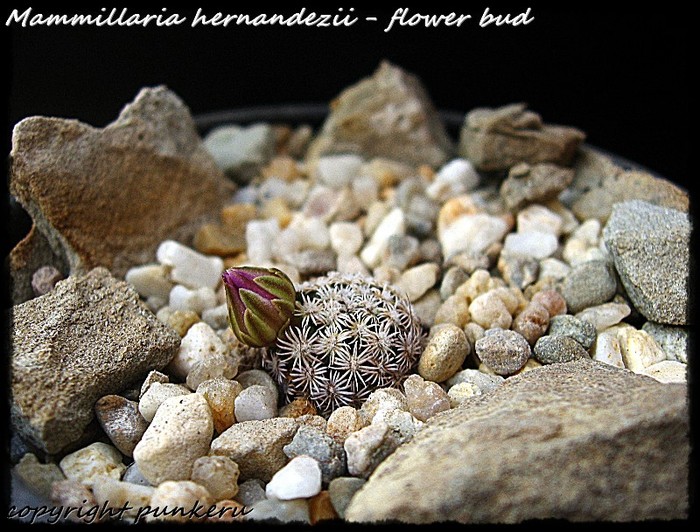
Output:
223 267 425 416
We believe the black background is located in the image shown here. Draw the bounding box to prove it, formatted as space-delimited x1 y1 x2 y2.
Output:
4 1 690 182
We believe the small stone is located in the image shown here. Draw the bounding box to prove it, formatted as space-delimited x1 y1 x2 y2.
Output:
94 395 149 457
203 123 275 184
433 294 470 329
194 222 248 257
186 352 238 391
351 174 379 207
418 324 469 382
641 322 688 364
548 314 597 350
344 420 401 479
426 158 480 202
360 207 406 269
59 442 126 485
616 327 666 373
497 250 540 290
236 478 267 506
265 455 322 500
197 377 243 433
146 480 214 523
591 327 626 368
440 266 469 300
463 322 486 353
236 369 280 403
371 408 424 444
190 455 240 501
124 264 173 301
234 385 278 421
90 475 154 519
201 303 229 331
474 328 531 375
468 291 513 330
210 417 299 482
138 382 190 422
30 265 65 297
326 406 365 443
206 500 249 523
139 370 169 399
133 393 214 485
14 453 66 499
328 477 366 519
515 358 544 374
411 289 442 328
329 222 364 256
447 382 480 407
446 368 505 394
383 234 421 271
533 335 590 364
359 388 408 425
530 289 567 317
50 480 102 523
286 249 337 277
395 262 440 302
168 284 218 314
499 162 575 210
309 490 339 524
167 322 229 381
640 361 687 384
315 154 364 189
156 240 223 290
122 462 151 486
165 309 200 337
512 302 551 345
245 498 310 523
438 213 510 260
403 374 451 422
517 204 563 236
279 397 318 418
336 253 371 276
538 258 571 281
245 218 281 263
561 260 617 314
283 425 347 483
503 231 559 259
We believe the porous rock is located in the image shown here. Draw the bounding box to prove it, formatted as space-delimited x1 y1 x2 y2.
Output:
346 359 688 523
11 267 180 454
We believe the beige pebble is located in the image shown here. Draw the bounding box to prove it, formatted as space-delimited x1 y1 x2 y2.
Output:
196 377 243 433
418 324 469 382
616 327 666 372
326 406 366 443
138 382 191 422
59 442 126 485
433 294 470 329
447 382 480 407
166 309 201 337
145 481 214 523
14 453 66 499
640 360 687 384
191 455 240 501
359 388 408 425
403 374 451 422
468 291 513 330
90 475 154 519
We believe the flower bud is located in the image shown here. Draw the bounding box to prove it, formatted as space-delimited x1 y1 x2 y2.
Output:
222 266 296 348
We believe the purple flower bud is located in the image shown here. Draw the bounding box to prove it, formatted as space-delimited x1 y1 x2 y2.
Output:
222 266 296 348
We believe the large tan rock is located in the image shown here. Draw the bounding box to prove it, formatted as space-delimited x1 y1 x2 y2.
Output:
306 61 454 168
11 267 181 455
9 86 234 304
346 359 688 523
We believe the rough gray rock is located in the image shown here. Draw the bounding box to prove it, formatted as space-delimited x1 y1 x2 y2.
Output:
306 61 454 168
603 200 689 325
345 359 688 523
9 85 234 302
11 267 181 454
561 260 618 314
458 103 585 172
202 123 275 184
641 322 689 364
499 162 574 210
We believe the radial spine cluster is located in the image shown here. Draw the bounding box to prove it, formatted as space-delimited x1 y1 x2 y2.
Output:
262 272 425 416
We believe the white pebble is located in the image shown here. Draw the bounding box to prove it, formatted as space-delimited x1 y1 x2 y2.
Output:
446 369 505 394
234 385 278 421
201 303 230 330
517 204 563 236
575 302 631 331
146 480 213 523
168 285 218 314
156 240 223 290
138 382 191 422
273 226 303 261
236 369 280 403
59 442 126 485
125 264 174 300
265 455 322 500
167 322 229 381
438 214 509 259
329 222 364 256
360 208 405 268
336 254 371 276
351 174 379 206
503 231 559 259
316 154 364 189
538 258 571 281
90 475 154 518
289 215 330 250
447 381 480 407
591 328 625 368
395 263 440 302
246 218 281 263
571 218 601 245
426 158 479 202
640 360 687 384
617 327 666 373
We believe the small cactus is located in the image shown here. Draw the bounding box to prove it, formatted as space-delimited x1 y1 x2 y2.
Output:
262 272 425 416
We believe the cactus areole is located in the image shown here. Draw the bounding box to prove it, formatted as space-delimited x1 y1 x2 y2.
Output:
223 267 425 416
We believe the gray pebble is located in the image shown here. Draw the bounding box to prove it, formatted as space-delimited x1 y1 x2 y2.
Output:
94 395 149 458
283 425 346 484
440 266 469 300
474 328 531 375
383 234 420 271
641 322 689 364
548 314 597 350
328 477 367 519
286 249 337 276
533 334 591 364
561 260 617 313
236 478 267 506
